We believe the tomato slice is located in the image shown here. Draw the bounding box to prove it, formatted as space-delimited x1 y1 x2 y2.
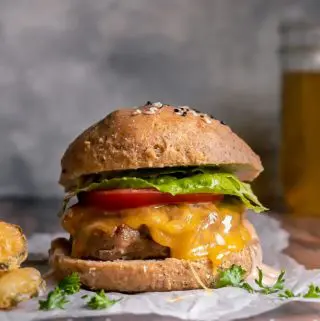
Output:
79 189 223 211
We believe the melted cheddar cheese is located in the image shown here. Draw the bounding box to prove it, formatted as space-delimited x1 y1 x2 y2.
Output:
62 202 251 267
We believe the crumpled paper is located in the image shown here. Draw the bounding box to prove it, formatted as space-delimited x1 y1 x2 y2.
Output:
1 213 320 321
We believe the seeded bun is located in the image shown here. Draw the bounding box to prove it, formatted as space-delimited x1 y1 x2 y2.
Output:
49 228 262 292
59 103 263 191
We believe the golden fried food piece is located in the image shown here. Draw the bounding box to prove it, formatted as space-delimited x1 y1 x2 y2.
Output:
0 268 45 309
0 221 27 271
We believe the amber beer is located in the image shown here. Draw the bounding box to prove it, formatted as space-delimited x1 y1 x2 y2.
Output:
279 20 320 216
281 71 320 216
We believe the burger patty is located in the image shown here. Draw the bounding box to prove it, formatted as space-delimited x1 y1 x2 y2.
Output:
64 202 248 264
75 224 169 261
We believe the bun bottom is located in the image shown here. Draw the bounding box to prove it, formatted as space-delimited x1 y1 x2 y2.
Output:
49 235 262 292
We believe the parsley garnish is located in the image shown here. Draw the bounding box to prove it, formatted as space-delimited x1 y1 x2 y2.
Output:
86 290 120 310
254 268 285 294
217 265 320 299
39 273 122 311
303 284 320 298
240 281 255 293
39 287 69 311
278 289 297 299
217 265 246 287
216 264 254 293
39 272 81 310
58 272 81 294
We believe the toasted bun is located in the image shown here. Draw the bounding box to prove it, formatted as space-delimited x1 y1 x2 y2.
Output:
60 104 263 190
49 221 262 292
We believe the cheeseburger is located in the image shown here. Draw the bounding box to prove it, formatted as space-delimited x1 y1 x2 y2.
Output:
50 102 267 292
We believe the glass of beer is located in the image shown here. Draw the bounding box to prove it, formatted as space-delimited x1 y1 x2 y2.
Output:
280 21 320 216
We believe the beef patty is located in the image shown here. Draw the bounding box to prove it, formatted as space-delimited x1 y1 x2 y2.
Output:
72 224 169 261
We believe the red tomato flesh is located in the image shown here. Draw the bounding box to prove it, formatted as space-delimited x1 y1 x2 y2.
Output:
79 189 223 211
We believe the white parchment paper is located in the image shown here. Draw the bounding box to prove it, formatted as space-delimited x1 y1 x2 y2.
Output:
1 213 320 321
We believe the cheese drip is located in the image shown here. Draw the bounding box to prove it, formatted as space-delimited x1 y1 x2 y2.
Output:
62 202 251 266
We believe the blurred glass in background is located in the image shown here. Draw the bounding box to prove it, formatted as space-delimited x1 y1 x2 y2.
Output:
280 20 320 216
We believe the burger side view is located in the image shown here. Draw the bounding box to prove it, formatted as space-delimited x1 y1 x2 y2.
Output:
49 102 267 292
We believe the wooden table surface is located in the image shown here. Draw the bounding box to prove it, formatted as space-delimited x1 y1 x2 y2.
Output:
1 198 319 321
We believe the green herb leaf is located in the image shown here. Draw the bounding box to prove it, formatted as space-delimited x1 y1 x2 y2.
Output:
254 268 285 294
254 268 264 288
58 272 81 295
217 264 247 288
86 290 120 310
278 289 297 299
303 284 320 298
273 270 286 291
39 288 69 311
241 282 255 293
38 273 81 310
217 265 320 300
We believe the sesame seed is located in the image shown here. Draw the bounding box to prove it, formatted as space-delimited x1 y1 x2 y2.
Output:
143 110 156 115
132 109 142 115
145 101 152 105
182 111 187 116
149 107 158 112
152 102 163 108
220 120 227 125
189 110 199 116
179 105 190 110
174 108 180 112
200 114 205 118
204 117 212 124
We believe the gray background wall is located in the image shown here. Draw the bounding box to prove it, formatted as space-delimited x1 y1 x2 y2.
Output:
1 0 319 206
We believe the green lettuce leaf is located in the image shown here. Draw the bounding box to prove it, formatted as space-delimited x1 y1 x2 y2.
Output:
71 172 267 213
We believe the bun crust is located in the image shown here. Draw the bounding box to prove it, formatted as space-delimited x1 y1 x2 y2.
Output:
49 228 261 292
60 105 263 190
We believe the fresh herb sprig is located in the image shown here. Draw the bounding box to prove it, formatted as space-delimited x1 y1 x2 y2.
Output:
85 290 121 310
216 265 254 293
39 287 69 311
39 273 121 311
39 272 81 311
278 289 296 299
303 284 320 298
217 264 320 299
58 272 81 295
254 268 285 294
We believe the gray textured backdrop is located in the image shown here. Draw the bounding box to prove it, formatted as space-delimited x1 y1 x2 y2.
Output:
1 0 319 205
